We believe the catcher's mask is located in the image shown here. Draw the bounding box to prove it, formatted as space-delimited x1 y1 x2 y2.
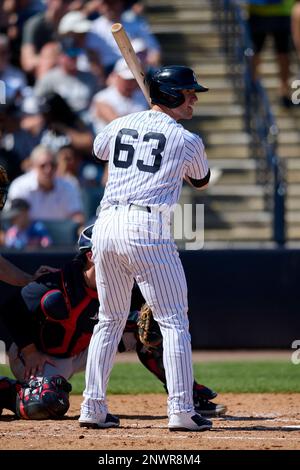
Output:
0 165 9 211
148 65 208 109
78 223 94 253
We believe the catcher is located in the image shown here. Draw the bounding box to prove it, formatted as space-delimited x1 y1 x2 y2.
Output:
0 165 56 286
0 225 226 420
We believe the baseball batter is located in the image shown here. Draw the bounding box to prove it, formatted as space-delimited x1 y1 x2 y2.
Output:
79 66 212 431
0 224 225 420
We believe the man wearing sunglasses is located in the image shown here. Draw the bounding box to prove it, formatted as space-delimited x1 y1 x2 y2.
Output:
7 145 84 225
0 164 55 286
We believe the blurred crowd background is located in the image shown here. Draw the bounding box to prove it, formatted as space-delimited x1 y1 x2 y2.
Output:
0 0 161 249
2 0 300 250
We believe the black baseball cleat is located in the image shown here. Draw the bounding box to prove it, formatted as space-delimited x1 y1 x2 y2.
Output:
168 412 212 432
193 382 218 401
79 412 120 429
194 398 227 417
165 382 218 401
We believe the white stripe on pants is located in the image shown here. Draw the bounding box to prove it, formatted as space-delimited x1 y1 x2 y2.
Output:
81 205 194 416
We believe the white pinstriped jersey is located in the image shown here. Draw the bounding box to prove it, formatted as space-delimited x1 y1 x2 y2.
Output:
93 110 209 208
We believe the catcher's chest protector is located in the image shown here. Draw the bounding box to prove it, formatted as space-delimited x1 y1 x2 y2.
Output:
22 262 99 357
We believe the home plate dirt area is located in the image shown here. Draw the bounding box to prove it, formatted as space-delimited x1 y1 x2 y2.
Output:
0 393 300 450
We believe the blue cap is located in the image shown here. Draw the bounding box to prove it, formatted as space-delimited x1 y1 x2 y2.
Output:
60 37 82 57
78 224 94 252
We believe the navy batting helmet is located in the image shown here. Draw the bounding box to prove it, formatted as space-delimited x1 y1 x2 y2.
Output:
148 65 208 109
78 224 94 252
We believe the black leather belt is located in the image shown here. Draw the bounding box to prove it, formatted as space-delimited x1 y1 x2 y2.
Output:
129 203 151 213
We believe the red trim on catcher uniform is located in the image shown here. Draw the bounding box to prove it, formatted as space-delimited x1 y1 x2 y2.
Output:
39 271 98 356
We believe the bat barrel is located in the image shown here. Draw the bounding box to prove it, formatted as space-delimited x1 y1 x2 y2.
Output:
111 23 122 34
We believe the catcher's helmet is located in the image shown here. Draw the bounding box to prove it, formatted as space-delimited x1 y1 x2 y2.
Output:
148 65 208 109
78 224 94 252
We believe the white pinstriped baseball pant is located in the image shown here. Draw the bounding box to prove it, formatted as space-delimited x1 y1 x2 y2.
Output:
81 204 194 417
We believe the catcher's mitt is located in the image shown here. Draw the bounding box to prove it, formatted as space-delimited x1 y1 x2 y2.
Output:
0 165 9 210
137 304 162 349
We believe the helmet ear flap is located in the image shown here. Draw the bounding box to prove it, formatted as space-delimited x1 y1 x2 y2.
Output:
148 65 208 108
159 85 185 107
149 81 185 108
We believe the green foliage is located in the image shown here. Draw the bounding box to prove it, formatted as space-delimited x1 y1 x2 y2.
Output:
1 361 299 394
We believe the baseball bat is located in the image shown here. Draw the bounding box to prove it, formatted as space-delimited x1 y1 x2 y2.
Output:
111 23 151 106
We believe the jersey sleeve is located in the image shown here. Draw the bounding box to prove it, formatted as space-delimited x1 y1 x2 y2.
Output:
184 133 209 180
93 126 112 161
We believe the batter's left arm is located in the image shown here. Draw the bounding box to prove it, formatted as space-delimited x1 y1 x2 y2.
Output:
183 132 210 190
184 170 211 191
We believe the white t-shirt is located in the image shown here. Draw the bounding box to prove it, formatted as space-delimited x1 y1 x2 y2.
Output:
35 67 98 113
91 85 147 134
8 170 83 220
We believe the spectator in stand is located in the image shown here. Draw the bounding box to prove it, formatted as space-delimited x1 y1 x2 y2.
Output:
122 1 161 67
58 10 105 84
35 37 99 119
55 144 81 187
0 34 27 102
21 0 73 75
0 0 46 67
3 198 52 249
124 0 143 10
91 57 148 134
19 90 94 157
7 145 85 224
86 0 161 76
34 41 61 80
0 165 57 286
0 101 38 180
291 0 300 66
55 146 105 220
39 92 94 154
247 0 295 108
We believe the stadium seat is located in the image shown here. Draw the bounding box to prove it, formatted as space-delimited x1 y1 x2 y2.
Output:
81 186 104 220
41 219 79 246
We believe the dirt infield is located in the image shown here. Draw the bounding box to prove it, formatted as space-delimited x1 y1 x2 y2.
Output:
0 393 300 450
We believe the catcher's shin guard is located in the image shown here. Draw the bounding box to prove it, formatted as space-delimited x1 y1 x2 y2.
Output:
193 382 227 417
136 342 166 383
136 344 220 402
193 382 217 401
